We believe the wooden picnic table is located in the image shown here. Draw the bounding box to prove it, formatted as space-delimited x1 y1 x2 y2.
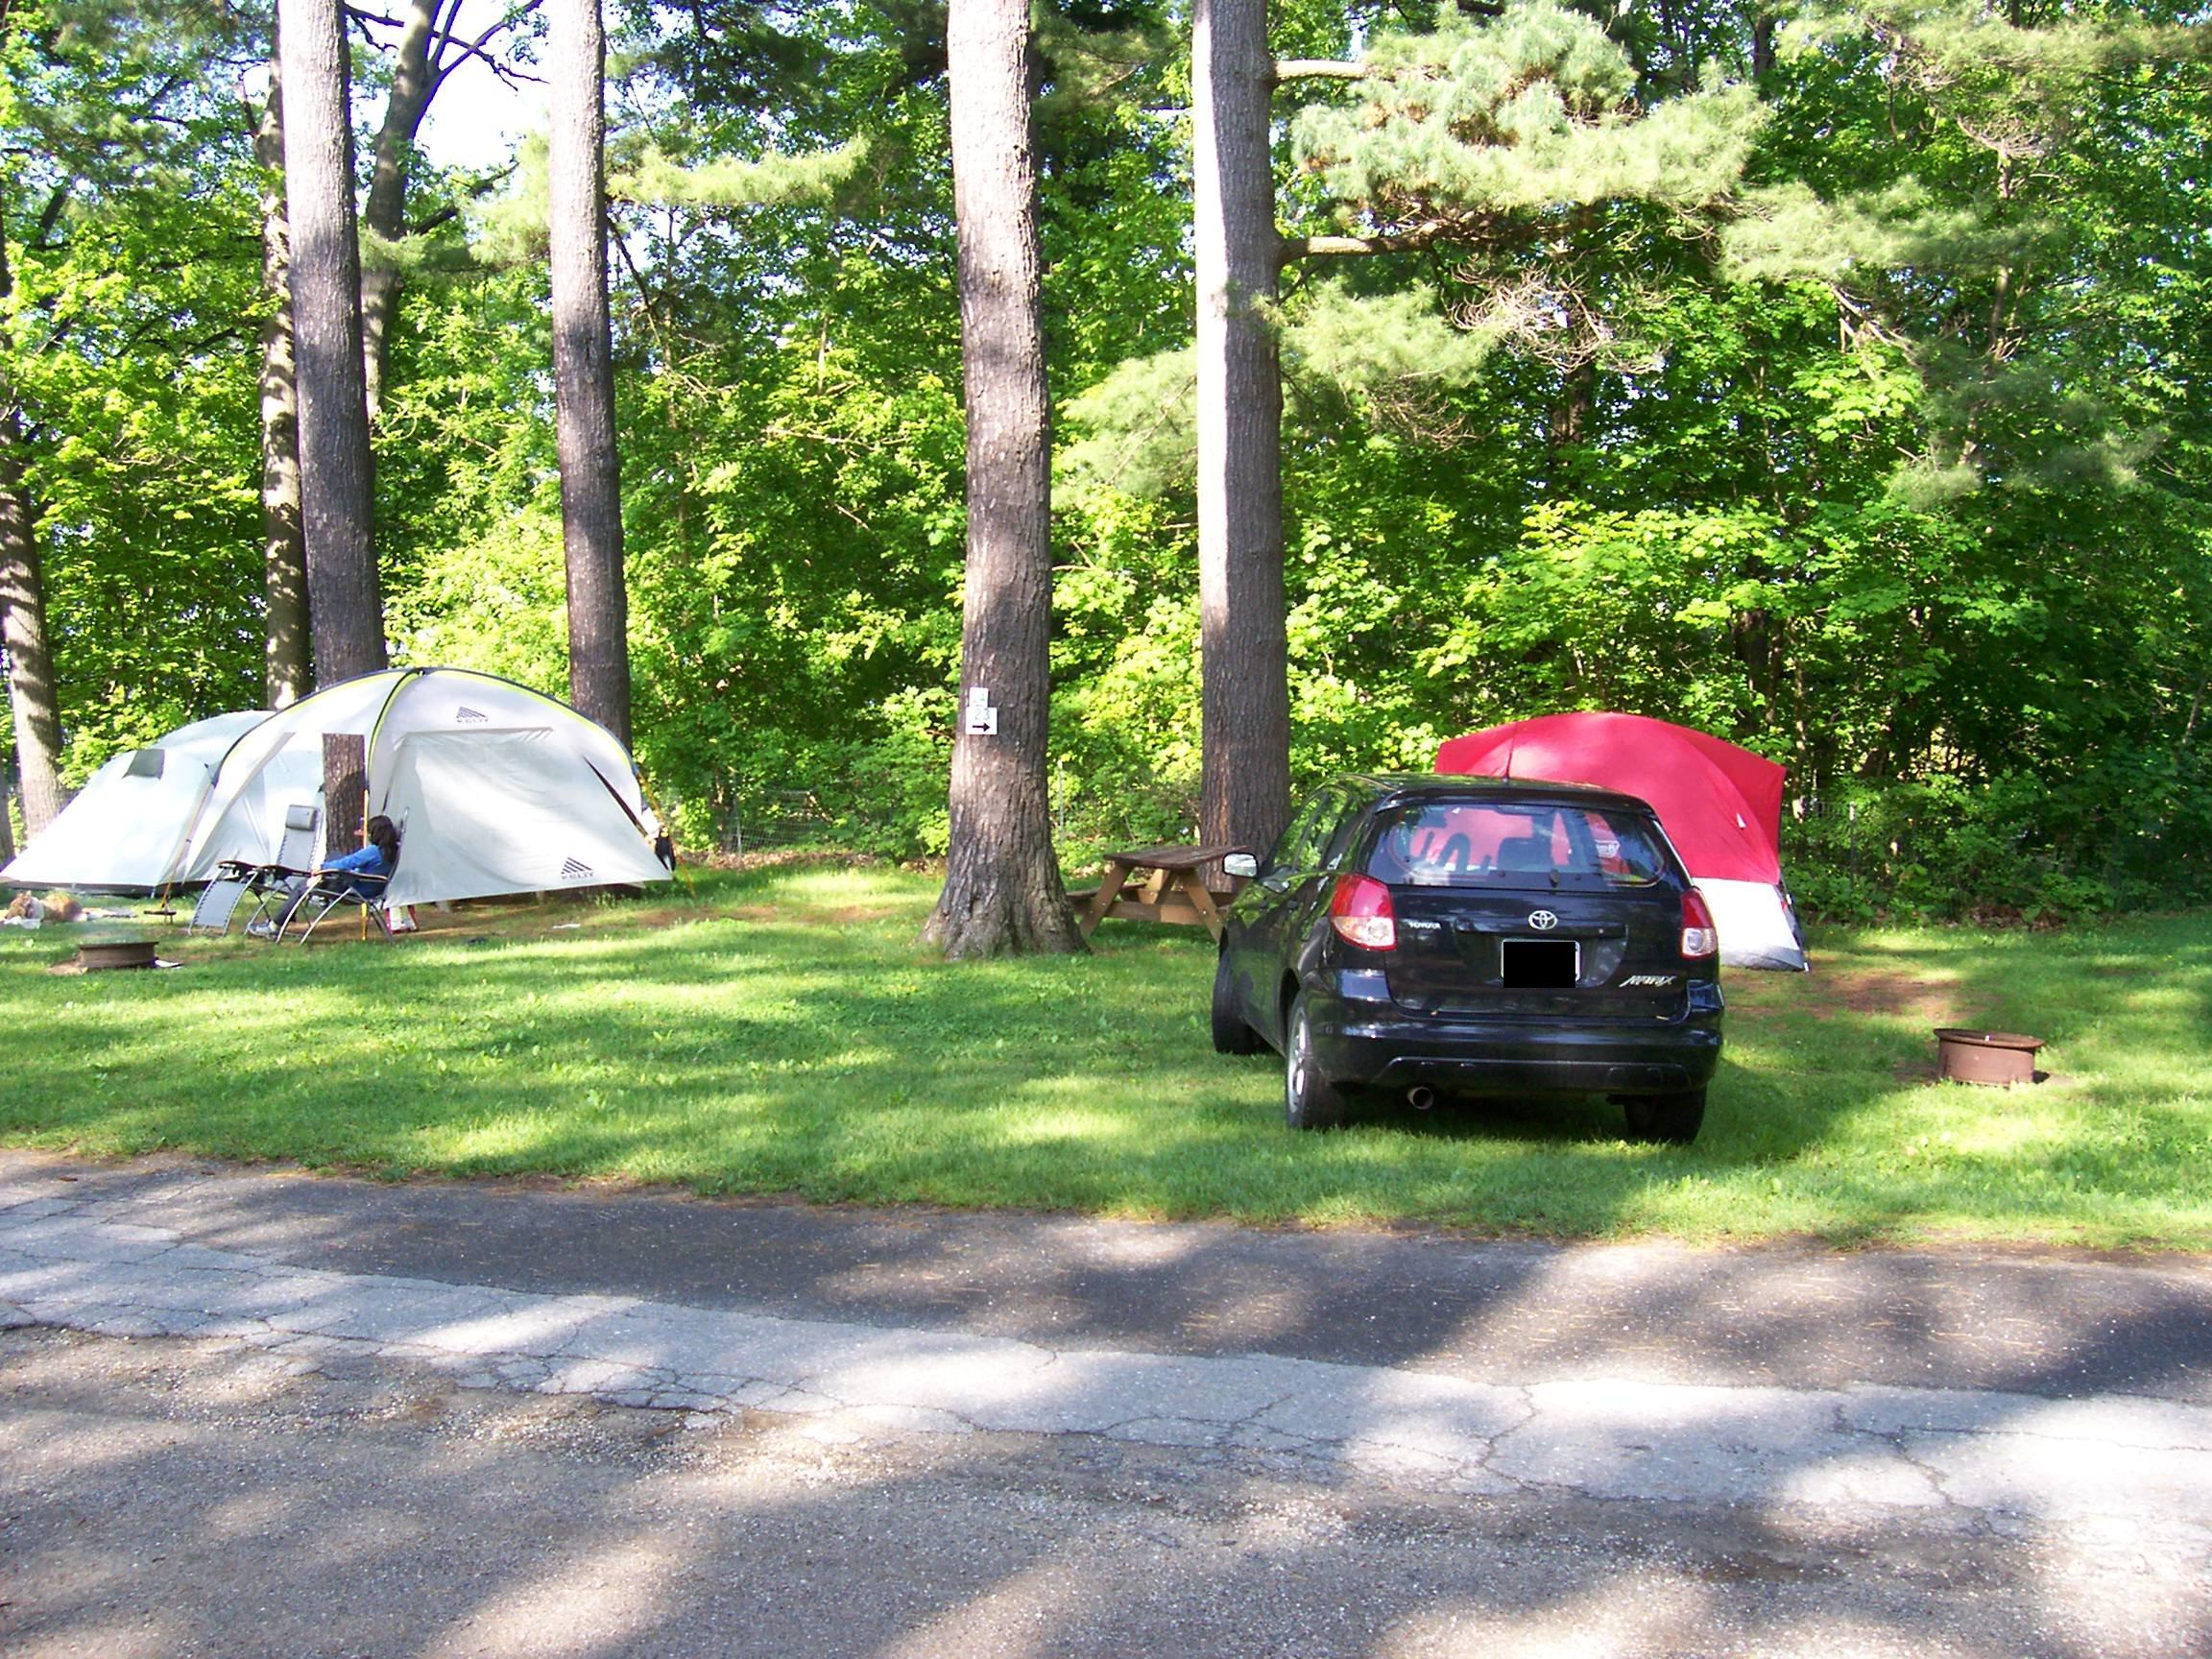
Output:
1074 843 1250 942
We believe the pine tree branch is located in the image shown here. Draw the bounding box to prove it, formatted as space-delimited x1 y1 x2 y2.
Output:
345 5 403 40
32 183 69 249
347 0 542 88
1274 60 1367 84
427 0 544 94
608 214 680 367
176 325 253 356
1280 226 1449 262
403 160 519 237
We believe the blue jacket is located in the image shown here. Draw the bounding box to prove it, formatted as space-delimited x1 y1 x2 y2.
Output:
321 842 393 893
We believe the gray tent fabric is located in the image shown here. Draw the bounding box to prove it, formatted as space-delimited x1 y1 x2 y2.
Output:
173 668 667 906
378 727 663 905
2 711 268 893
6 668 670 907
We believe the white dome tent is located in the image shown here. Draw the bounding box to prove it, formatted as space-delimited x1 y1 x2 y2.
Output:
2 710 268 893
171 667 671 908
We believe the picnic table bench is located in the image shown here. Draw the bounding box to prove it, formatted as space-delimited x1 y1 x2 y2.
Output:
1071 843 1250 942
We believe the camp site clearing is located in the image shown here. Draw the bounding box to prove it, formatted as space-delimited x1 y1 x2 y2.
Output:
1 860 2204 1248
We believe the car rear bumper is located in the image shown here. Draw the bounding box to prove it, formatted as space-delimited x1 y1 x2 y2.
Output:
1308 986 1722 1096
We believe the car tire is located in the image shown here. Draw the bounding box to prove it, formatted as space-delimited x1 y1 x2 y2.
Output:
1623 1088 1706 1145
1284 993 1350 1131
1211 950 1262 1054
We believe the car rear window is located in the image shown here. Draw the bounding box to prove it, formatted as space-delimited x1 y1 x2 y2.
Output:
1366 801 1671 890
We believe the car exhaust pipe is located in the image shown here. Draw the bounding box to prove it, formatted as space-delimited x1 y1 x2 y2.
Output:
1407 1086 1436 1112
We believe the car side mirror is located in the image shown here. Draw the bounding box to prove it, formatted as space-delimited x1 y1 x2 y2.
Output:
1222 853 1259 879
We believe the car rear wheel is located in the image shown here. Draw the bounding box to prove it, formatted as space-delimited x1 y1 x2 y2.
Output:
1622 1088 1705 1145
1212 950 1262 1054
1284 993 1350 1131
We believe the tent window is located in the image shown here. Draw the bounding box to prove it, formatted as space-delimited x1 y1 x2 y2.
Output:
126 749 165 780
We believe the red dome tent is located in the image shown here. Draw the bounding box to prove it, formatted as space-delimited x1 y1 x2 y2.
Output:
1436 712 1807 971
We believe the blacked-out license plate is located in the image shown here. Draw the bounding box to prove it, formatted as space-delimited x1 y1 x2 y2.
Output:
1502 938 1579 989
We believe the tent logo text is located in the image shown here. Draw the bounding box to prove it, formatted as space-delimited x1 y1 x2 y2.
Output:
454 707 489 725
560 857 594 881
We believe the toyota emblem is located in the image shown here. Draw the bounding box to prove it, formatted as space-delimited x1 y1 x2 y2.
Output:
1527 910 1559 931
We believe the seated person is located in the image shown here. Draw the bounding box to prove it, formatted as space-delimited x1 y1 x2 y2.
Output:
250 815 403 936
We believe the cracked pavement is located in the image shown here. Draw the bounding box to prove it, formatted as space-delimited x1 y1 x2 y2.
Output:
4 1153 2210 1534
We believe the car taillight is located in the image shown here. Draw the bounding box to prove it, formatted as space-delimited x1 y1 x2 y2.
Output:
1330 874 1397 950
1681 888 1719 960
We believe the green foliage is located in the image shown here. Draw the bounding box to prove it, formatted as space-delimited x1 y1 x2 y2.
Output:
386 507 570 684
1280 283 1503 418
1292 3 1763 219
1051 500 1205 851
8 0 2210 937
1 1 266 778
1732 0 2212 493
612 137 872 208
1061 346 1196 496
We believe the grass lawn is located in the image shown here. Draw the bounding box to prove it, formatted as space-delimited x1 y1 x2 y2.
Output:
3 862 2206 1247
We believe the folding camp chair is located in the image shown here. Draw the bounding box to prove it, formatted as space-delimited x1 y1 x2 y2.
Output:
231 803 322 935
189 804 320 935
283 816 404 944
188 874 252 933
283 865 397 944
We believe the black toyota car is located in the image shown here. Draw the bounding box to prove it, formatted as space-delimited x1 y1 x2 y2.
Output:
1212 774 1724 1142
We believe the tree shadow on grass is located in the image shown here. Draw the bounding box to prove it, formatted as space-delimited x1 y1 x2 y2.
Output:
3 907 2208 1245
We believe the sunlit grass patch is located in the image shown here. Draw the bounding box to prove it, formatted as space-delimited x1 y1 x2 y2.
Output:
3 869 2207 1246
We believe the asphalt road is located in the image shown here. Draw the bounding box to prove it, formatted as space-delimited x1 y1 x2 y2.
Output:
3 1150 2208 1658
11 1150 2207 1400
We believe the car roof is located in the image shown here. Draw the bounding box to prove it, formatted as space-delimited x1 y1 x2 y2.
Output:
1335 772 1661 818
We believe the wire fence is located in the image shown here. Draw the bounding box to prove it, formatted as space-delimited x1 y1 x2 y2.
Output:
718 790 842 857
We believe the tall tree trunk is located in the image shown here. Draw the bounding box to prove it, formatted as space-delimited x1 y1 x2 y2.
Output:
1193 0 1290 863
279 0 385 686
254 48 309 708
924 0 1084 958
0 421 63 837
361 0 445 418
1751 12 1776 78
0 214 63 837
547 0 633 747
1551 357 1594 453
